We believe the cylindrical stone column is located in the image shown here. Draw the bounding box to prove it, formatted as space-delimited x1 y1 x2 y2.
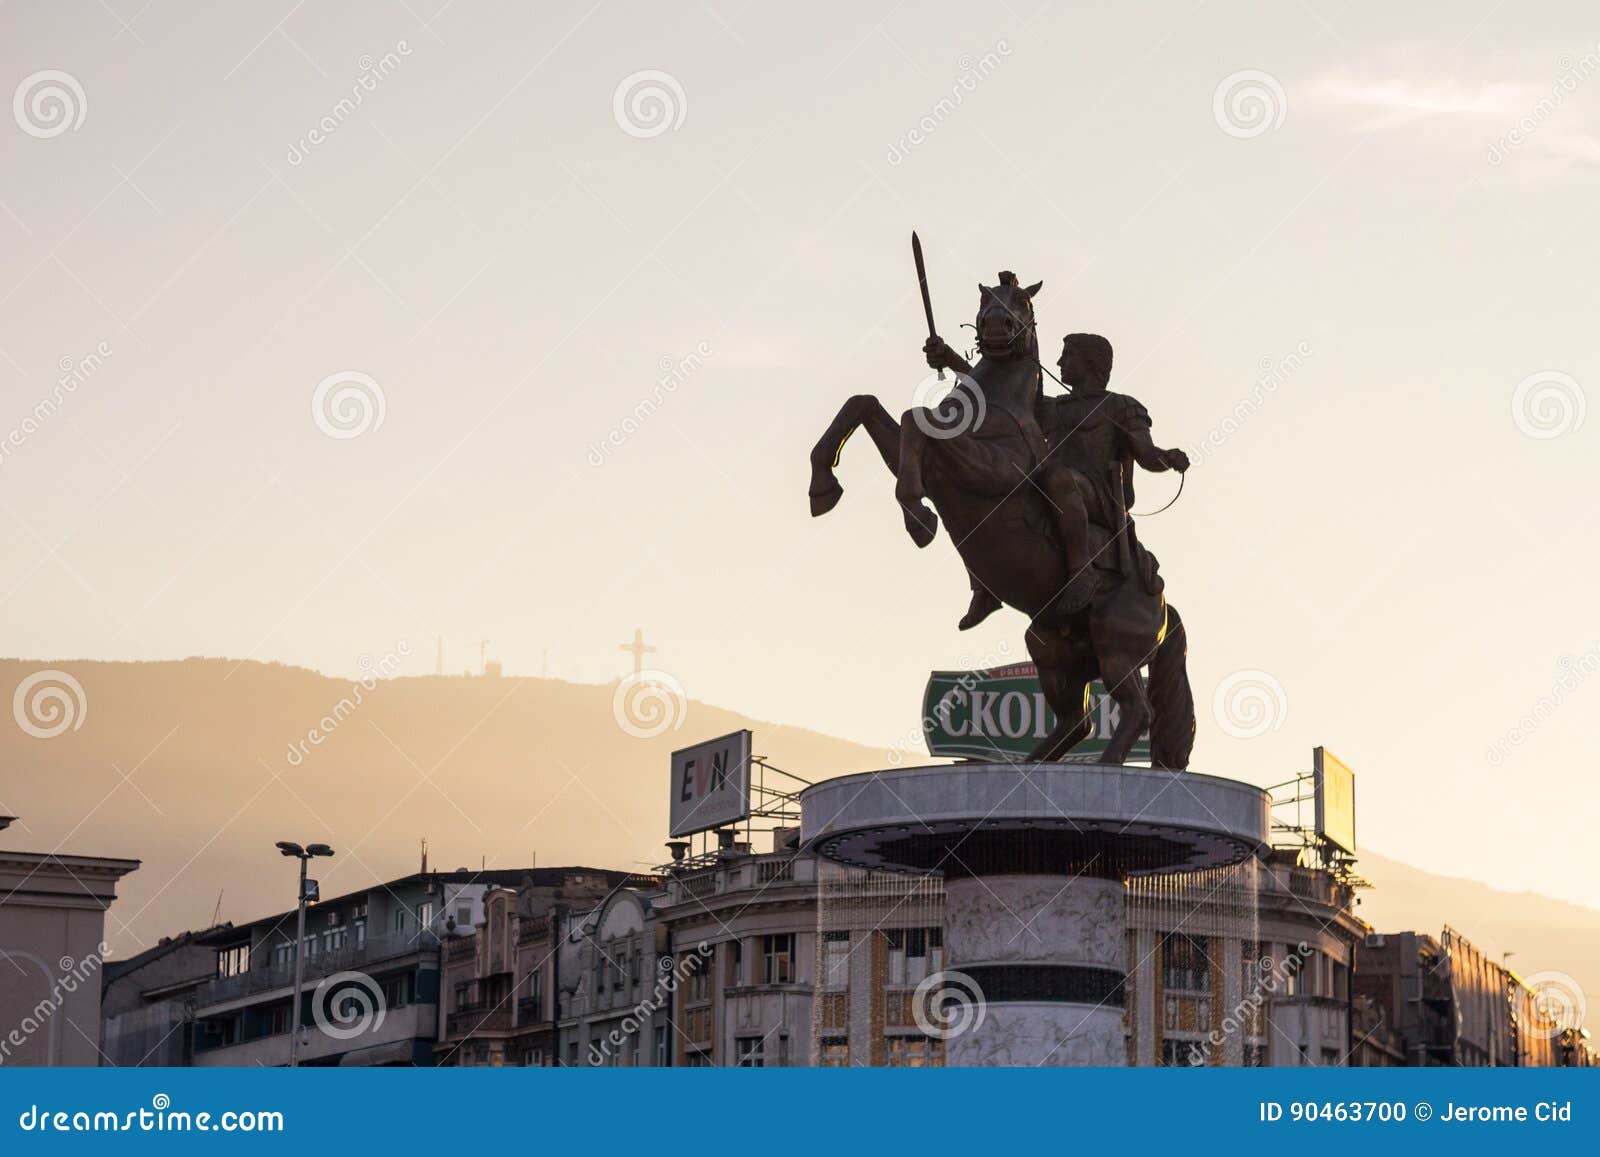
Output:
941 873 1127 1066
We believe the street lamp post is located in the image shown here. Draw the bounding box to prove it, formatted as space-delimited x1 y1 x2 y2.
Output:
276 840 334 1068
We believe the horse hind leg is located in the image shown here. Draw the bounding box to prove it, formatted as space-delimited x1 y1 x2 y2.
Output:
1098 652 1151 767
894 409 939 547
808 395 901 517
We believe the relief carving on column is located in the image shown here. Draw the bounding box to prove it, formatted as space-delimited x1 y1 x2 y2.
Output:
945 876 1125 968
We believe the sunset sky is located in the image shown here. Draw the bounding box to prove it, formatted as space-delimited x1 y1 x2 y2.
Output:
3 2 1597 908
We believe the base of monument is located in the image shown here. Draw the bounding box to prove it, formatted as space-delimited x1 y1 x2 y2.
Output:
800 763 1271 1067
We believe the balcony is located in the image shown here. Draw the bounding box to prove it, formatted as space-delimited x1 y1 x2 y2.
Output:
198 930 437 1007
446 1002 514 1036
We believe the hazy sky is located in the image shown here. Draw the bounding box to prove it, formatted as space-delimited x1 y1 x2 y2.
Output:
3 2 1597 907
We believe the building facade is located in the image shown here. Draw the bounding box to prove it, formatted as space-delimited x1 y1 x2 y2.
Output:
0 816 139 1067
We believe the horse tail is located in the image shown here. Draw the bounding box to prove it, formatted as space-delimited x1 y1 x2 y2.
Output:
1148 601 1195 771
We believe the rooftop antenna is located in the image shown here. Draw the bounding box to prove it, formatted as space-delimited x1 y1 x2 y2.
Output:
210 890 224 927
420 837 429 874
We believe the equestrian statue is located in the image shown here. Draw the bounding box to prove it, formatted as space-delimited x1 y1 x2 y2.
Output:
807 235 1196 769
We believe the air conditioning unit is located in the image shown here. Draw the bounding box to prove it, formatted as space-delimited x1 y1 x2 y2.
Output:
1364 933 1386 949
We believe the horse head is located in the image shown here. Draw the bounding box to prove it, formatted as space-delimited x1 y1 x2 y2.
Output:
975 271 1042 361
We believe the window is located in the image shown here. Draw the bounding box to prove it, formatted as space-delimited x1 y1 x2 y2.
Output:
352 905 367 947
822 932 850 992
1161 1038 1208 1067
686 956 710 1003
216 944 250 977
1161 934 1211 994
418 901 435 930
654 1026 668 1067
725 939 743 986
394 907 409 933
526 968 543 1020
454 982 471 1011
761 933 795 984
820 1037 850 1067
268 1003 293 1035
735 1036 766 1067
380 973 412 1009
884 1035 943 1067
270 940 293 969
885 928 942 987
1244 1043 1268 1067
456 905 472 928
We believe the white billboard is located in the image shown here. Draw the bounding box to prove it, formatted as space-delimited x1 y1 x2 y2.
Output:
1313 746 1356 855
669 730 752 838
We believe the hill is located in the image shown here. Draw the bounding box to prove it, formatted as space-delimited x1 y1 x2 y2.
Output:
2 657 1594 1009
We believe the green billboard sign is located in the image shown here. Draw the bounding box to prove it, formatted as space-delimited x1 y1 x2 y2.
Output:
921 662 1150 763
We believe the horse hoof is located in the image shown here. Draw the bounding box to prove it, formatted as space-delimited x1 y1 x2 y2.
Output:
809 480 844 517
901 503 938 548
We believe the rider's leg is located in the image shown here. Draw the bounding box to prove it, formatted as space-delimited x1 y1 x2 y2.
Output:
1037 463 1101 612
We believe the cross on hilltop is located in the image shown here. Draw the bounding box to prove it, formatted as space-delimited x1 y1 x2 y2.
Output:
619 628 655 675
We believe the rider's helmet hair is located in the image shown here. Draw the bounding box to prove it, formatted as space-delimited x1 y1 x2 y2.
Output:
1064 333 1114 382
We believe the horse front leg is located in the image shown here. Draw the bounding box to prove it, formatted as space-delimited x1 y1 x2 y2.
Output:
1025 623 1095 761
809 395 901 517
894 410 940 547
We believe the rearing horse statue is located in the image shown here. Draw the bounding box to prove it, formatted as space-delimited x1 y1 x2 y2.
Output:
808 273 1196 769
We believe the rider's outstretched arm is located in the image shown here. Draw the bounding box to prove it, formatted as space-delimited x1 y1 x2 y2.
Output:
1120 401 1190 474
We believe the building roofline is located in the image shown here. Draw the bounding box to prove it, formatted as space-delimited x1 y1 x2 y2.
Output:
193 866 656 945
